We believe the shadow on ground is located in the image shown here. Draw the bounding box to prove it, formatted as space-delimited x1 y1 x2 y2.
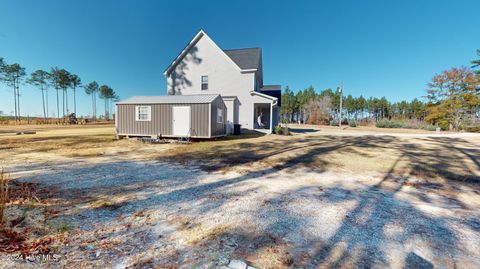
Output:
287 128 320 134
11 134 480 268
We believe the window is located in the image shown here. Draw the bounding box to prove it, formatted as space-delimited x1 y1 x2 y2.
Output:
201 76 208 90
217 108 223 123
135 106 151 121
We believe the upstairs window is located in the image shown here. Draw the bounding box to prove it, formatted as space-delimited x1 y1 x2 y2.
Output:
217 108 223 123
201 76 208 90
135 106 151 121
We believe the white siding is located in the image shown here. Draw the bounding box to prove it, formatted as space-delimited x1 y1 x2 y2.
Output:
166 34 264 129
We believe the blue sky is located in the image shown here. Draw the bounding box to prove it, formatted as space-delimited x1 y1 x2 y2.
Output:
0 0 479 117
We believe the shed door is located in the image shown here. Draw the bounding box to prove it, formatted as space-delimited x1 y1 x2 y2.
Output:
173 106 191 136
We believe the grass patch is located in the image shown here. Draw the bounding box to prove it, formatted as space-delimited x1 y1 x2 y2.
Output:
181 222 230 245
90 199 124 210
251 243 294 269
348 121 358 127
56 220 71 233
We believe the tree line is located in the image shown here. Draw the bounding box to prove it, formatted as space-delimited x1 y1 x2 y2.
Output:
0 57 119 122
282 86 427 123
281 49 480 131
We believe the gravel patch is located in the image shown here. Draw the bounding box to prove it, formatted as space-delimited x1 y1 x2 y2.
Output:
1 137 479 268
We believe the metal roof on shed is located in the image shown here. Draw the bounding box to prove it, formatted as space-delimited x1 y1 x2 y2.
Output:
117 94 220 105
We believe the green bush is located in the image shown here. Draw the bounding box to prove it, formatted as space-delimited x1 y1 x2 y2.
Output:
330 119 338 126
415 123 437 131
376 119 403 128
274 124 283 135
348 121 357 127
376 119 437 131
274 124 290 135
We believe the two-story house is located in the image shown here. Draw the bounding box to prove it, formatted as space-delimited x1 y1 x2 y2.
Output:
163 30 281 134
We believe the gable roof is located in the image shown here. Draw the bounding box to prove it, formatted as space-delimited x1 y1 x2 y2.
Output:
163 30 206 77
223 48 261 70
260 85 282 107
250 91 278 103
117 94 220 105
163 30 262 76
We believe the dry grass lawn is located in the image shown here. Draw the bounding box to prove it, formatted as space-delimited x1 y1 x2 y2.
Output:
0 123 479 268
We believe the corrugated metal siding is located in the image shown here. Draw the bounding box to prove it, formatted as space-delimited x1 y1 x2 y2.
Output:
210 97 227 136
117 103 210 137
190 104 209 137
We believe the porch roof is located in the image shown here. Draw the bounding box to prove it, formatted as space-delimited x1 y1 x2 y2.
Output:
250 91 278 105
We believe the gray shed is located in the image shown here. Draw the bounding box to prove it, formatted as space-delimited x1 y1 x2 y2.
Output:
116 94 227 138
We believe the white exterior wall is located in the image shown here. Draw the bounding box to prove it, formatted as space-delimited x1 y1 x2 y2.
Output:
224 99 235 134
166 34 269 129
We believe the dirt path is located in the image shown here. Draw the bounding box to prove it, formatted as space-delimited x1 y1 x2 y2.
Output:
0 125 479 268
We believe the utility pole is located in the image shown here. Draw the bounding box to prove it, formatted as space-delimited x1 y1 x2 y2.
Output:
338 82 343 128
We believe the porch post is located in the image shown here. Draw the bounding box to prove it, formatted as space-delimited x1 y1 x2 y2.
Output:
269 102 273 133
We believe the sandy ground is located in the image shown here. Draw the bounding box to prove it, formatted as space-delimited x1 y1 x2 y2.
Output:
0 124 479 268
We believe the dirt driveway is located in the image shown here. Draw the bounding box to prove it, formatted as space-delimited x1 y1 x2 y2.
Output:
0 124 479 268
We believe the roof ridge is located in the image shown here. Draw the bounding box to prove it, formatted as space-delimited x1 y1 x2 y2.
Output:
223 47 261 51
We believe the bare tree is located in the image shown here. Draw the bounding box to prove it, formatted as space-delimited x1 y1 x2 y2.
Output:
305 95 332 125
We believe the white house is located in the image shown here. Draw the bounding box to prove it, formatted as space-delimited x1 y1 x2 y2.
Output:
163 30 281 134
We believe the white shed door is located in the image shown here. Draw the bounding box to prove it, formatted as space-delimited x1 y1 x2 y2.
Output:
173 106 191 136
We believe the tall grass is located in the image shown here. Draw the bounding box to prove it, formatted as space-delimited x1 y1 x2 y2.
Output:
0 169 8 226
376 119 437 131
465 125 480 133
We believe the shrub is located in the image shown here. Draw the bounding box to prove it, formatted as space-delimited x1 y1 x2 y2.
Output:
274 125 290 135
465 125 480 133
274 125 283 135
376 119 403 128
348 121 357 127
330 119 338 126
405 121 437 131
376 119 437 131
305 96 332 125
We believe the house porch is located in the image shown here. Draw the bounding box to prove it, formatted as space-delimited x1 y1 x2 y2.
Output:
254 103 273 133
